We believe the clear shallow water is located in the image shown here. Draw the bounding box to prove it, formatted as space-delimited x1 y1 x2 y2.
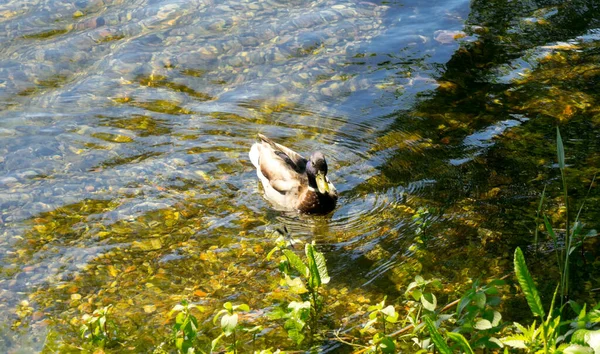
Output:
2 0 600 351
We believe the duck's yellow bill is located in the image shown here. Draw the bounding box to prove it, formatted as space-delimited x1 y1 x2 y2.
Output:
316 173 330 194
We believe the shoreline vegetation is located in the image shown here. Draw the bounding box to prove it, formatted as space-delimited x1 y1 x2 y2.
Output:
65 129 598 353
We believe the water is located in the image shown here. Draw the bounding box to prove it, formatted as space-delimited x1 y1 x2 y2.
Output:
2 0 600 351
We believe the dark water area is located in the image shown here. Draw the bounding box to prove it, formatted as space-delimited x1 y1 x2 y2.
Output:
1 0 600 351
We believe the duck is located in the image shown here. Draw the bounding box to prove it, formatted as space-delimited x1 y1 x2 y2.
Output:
249 134 338 214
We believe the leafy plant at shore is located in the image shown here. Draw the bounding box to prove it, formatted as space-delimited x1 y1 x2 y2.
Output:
453 279 505 350
401 275 447 351
544 128 598 306
502 247 599 353
171 300 203 354
211 302 251 354
424 316 453 354
502 247 562 352
404 276 503 353
267 236 330 346
79 305 118 349
360 297 399 353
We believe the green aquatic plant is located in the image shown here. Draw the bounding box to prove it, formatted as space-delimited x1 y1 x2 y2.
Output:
453 279 505 350
400 275 446 350
542 128 597 307
79 305 118 349
557 127 571 305
360 297 399 353
354 274 506 353
211 302 251 354
267 231 330 346
502 247 600 353
171 300 203 354
502 247 562 353
424 316 453 354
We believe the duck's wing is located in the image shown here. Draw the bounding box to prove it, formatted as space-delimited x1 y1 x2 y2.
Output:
252 140 303 194
258 134 307 173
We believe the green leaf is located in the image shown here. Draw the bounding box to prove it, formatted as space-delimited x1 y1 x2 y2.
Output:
424 316 452 354
282 249 308 277
473 292 486 309
563 344 594 354
584 329 600 352
484 286 499 295
447 332 475 354
421 293 437 312
543 215 558 241
213 309 228 325
381 305 399 323
176 312 186 325
220 313 238 335
305 243 328 289
514 321 531 335
361 318 378 333
171 304 185 313
457 294 472 316
502 338 527 349
284 274 308 294
589 309 600 323
266 307 288 320
288 301 310 313
406 281 419 293
379 336 396 353
491 311 502 327
310 244 330 284
176 337 184 351
284 318 305 344
474 319 493 330
242 325 262 333
410 289 423 302
557 127 565 170
186 316 198 338
489 279 506 287
488 337 504 348
305 245 321 289
514 247 545 318
572 329 589 345
266 246 280 261
79 324 89 339
235 303 250 312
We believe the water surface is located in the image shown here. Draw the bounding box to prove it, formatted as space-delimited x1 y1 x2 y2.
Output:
2 0 600 351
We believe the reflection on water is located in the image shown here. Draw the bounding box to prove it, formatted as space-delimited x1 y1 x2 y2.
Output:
2 0 600 351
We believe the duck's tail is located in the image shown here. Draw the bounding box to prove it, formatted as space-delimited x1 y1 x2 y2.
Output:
249 142 260 169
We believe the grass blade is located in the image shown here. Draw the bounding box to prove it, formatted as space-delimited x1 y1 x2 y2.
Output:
534 185 547 250
557 127 569 305
543 215 563 276
424 316 452 354
447 332 475 354
557 127 565 170
514 247 545 318
575 173 596 225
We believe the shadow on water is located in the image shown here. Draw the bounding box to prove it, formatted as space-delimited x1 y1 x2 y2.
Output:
333 0 600 310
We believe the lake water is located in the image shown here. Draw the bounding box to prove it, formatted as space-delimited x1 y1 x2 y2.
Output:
1 0 600 351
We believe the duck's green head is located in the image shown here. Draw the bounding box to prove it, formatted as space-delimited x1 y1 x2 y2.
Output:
307 152 331 194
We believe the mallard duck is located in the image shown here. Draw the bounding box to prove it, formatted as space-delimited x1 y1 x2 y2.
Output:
249 134 338 214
